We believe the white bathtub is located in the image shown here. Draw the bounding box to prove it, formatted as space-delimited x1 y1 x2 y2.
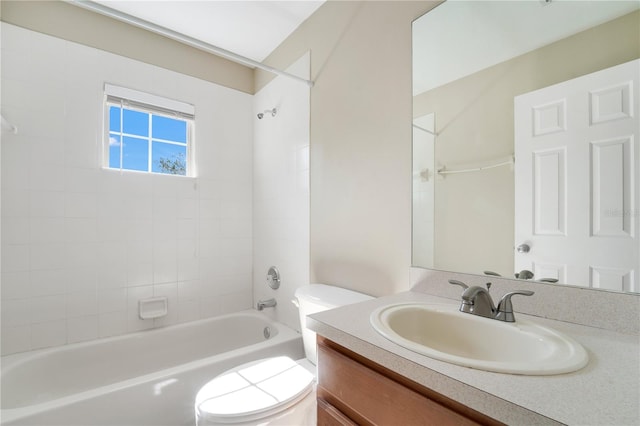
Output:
1 310 305 426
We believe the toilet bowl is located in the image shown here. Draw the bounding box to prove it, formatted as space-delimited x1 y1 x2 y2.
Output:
195 284 373 425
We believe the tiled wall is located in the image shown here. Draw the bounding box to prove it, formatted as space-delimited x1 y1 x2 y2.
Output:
1 23 254 355
252 53 310 331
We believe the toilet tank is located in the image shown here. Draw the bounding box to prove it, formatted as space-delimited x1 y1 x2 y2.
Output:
294 284 373 365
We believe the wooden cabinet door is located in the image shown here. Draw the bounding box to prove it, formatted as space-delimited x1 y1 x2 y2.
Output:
316 338 499 426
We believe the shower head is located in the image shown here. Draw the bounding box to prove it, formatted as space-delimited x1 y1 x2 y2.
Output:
257 108 277 119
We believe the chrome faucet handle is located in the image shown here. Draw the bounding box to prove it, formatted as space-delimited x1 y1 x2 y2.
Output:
515 269 534 280
448 279 469 291
495 290 534 322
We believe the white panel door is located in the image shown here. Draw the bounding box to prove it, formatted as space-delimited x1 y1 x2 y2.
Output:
515 59 639 292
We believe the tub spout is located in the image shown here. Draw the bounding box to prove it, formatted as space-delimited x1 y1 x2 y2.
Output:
257 298 277 311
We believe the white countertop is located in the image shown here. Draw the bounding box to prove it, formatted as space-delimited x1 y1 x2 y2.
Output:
308 291 640 425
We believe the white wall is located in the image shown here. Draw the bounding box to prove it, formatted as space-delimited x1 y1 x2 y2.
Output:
258 1 438 297
0 23 254 355
252 53 310 331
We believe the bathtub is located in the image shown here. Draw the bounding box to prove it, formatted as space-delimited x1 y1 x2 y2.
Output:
1 310 305 426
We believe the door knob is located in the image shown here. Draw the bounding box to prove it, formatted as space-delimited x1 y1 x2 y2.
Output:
516 244 530 253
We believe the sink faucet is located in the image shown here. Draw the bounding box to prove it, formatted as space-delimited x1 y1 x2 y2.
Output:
257 298 277 311
448 279 534 322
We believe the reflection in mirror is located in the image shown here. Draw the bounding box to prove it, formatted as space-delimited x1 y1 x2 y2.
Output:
412 1 640 293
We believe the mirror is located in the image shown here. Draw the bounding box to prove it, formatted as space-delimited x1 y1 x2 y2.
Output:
412 1 640 293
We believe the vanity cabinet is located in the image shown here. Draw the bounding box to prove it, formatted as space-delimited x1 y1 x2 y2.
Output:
316 336 502 426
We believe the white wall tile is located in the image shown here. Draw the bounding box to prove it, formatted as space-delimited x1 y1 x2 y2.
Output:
152 196 178 221
127 262 153 287
1 271 31 300
1 324 31 355
177 238 197 258
2 244 29 272
177 219 197 240
29 136 65 166
29 243 65 271
29 164 64 192
177 198 197 219
1 299 31 326
31 320 66 349
30 269 67 297
64 242 98 269
64 218 98 243
177 299 200 323
122 195 153 220
98 311 127 338
0 23 253 354
98 288 127 313
2 190 29 217
65 267 98 293
252 54 310 331
177 280 201 301
176 179 198 200
64 193 98 218
66 291 98 318
178 257 199 282
152 218 177 242
30 191 64 218
125 219 153 242
30 294 66 323
2 217 29 245
219 219 252 239
1 141 30 191
96 266 127 289
30 217 64 243
64 167 99 196
67 315 98 343
218 290 252 315
199 297 221 319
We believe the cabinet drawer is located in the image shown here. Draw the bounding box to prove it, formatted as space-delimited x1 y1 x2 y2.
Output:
317 339 484 426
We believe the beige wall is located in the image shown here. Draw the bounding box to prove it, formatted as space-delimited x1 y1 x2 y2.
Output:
259 1 439 296
0 0 254 94
413 10 640 278
1 0 441 297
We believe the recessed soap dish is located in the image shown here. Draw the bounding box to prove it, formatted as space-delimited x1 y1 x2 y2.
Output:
139 296 168 320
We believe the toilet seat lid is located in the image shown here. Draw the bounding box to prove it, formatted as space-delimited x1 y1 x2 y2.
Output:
195 356 315 424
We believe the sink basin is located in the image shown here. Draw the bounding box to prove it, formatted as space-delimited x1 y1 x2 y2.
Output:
370 303 588 375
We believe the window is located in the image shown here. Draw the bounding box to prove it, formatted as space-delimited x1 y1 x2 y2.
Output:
104 84 195 176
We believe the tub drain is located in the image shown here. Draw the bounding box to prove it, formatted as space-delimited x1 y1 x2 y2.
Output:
263 326 271 339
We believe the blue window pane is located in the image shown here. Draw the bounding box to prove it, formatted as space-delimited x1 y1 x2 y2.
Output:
108 133 121 169
152 142 187 175
123 108 149 136
152 115 187 143
109 106 121 132
122 136 149 172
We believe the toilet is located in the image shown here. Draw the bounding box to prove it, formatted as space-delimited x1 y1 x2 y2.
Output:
195 284 373 425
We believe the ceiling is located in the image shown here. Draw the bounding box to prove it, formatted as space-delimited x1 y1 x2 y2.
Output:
413 0 640 96
91 0 325 63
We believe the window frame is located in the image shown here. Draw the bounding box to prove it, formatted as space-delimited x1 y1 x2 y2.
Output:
102 84 196 177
